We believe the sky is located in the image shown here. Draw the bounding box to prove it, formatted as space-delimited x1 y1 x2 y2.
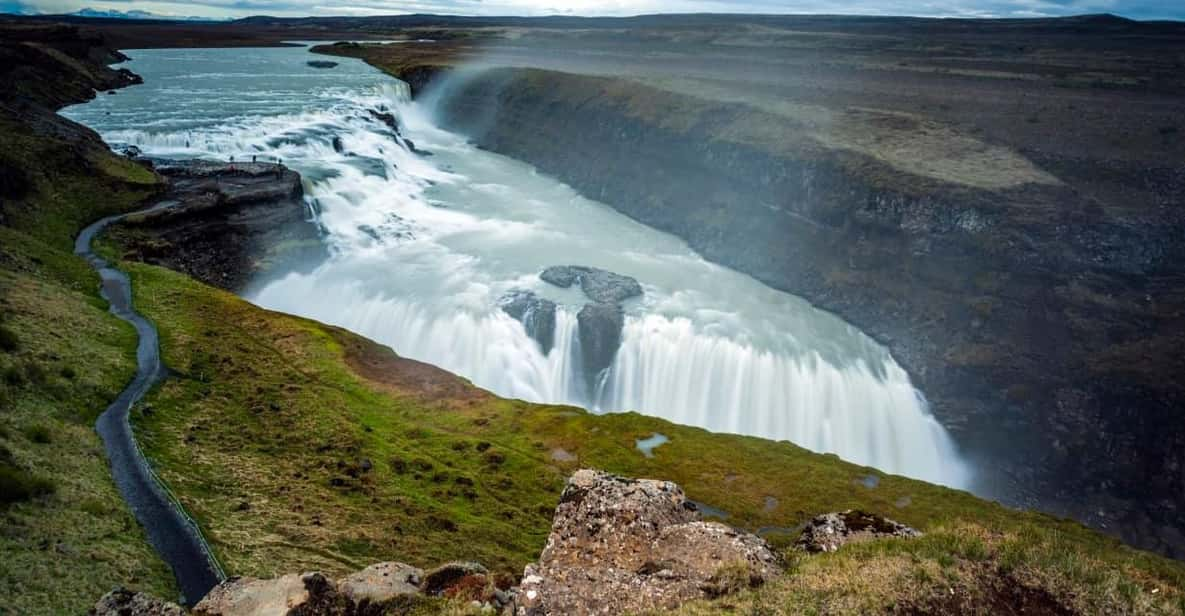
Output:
0 0 1181 21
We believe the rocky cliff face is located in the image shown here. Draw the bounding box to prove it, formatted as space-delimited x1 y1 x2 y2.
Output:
109 159 327 293
395 65 1184 557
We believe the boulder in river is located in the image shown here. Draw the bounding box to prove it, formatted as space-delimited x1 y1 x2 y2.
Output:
501 290 557 354
576 302 623 391
794 510 922 553
517 469 780 614
540 265 642 304
307 60 339 69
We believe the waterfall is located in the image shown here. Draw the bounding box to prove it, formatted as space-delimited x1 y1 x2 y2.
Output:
63 48 972 490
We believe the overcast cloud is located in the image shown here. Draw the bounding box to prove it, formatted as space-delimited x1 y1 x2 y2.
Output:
0 0 1181 21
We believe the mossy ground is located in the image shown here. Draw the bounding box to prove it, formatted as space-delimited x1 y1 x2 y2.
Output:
114 257 1185 613
0 230 178 613
0 115 177 613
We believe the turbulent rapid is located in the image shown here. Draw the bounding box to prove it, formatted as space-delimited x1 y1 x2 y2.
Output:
65 46 971 488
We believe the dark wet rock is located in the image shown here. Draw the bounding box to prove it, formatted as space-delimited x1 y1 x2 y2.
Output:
501 290 557 354
517 469 780 615
367 109 400 134
331 135 344 153
307 60 338 69
90 588 185 616
112 160 327 292
540 265 642 304
795 510 921 553
576 302 623 390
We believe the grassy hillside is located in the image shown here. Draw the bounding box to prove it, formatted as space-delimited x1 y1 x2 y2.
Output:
106 256 1185 614
0 123 177 612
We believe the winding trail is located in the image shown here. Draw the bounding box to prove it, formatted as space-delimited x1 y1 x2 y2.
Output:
76 209 224 606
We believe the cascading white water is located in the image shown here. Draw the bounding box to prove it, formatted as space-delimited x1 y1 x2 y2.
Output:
63 46 972 489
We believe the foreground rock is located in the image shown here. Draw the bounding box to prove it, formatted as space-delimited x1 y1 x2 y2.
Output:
91 588 185 616
516 469 780 615
795 510 922 553
113 160 327 292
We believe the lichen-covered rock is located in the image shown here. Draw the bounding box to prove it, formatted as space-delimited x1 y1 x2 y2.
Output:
516 469 780 615
795 510 922 553
337 561 423 614
91 587 186 616
193 572 346 615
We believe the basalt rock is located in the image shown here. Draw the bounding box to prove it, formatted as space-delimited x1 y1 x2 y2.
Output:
795 510 922 553
501 290 557 354
540 265 642 304
540 266 642 391
516 469 780 615
576 302 623 391
112 160 327 292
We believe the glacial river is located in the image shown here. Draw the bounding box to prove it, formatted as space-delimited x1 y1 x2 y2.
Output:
65 45 971 488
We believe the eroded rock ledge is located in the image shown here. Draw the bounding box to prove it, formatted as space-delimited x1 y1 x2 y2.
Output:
111 159 327 292
92 469 922 615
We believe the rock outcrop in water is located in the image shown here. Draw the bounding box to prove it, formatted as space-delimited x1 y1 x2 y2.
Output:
111 160 327 292
539 265 642 304
500 290 557 354
538 265 643 392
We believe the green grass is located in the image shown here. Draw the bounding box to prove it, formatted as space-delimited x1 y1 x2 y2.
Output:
0 111 176 613
0 114 159 251
120 261 1185 613
0 252 177 614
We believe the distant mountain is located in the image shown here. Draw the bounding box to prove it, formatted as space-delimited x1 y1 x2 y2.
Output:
65 8 226 22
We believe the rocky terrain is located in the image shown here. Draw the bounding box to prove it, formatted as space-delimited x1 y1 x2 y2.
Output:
4 16 1185 616
88 470 919 615
106 159 326 293
309 16 1185 558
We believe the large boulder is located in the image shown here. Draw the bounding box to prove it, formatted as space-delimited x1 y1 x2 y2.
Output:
501 290 557 354
192 572 345 615
516 469 780 615
576 302 623 391
539 265 642 304
795 510 922 553
337 561 423 614
91 588 185 616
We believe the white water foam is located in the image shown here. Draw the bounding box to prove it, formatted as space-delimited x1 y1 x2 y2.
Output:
64 48 972 488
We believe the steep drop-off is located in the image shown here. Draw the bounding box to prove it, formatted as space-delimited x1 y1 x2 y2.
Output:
316 41 1185 559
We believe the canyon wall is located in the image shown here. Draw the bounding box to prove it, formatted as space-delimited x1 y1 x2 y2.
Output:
399 65 1185 557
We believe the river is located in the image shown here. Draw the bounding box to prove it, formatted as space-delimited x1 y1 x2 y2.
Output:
64 45 971 488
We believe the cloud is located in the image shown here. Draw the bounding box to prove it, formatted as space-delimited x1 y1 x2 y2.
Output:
4 0 1182 20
